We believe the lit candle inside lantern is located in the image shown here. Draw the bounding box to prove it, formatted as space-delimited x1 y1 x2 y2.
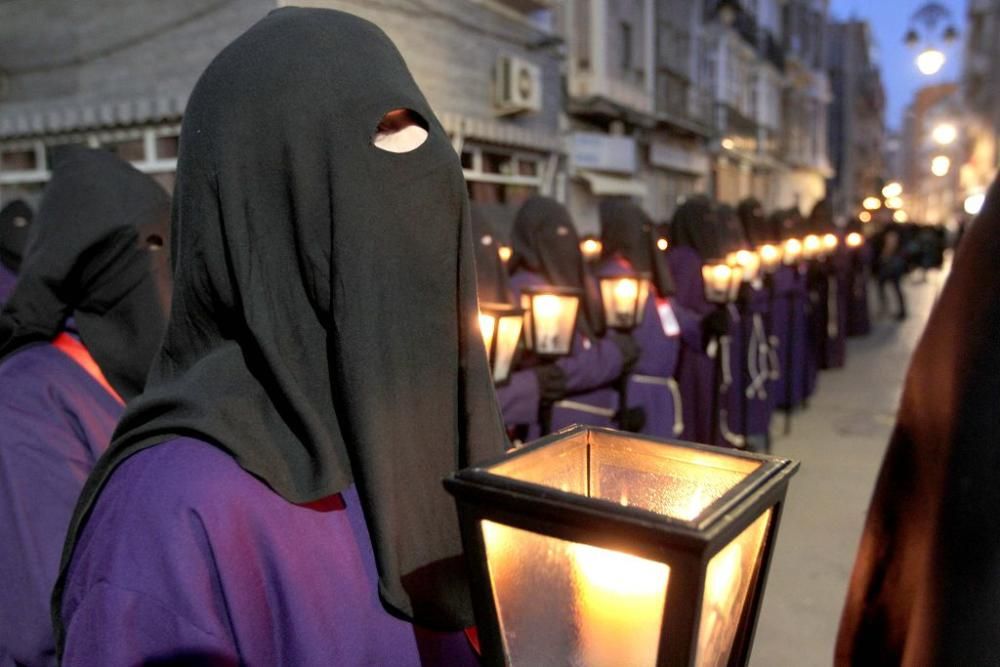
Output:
601 275 648 330
657 237 669 251
478 312 496 356
802 234 821 260
758 244 781 273
534 294 565 354
782 238 802 265
733 249 760 283
498 245 512 264
822 233 838 253
580 237 603 263
703 262 742 303
572 543 670 667
846 232 863 248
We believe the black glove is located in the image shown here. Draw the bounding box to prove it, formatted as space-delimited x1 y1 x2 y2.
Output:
608 331 640 375
533 363 567 404
701 308 730 342
618 406 647 433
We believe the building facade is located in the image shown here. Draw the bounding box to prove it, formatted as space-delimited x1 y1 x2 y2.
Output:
825 20 886 219
902 83 963 225
962 0 1000 208
0 0 566 221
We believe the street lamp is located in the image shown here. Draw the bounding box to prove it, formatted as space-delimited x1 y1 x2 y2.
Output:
479 303 524 385
520 286 582 358
916 48 946 75
444 424 800 667
881 182 903 199
931 155 951 177
931 122 957 145
862 196 882 211
580 236 603 263
906 2 959 76
600 272 651 331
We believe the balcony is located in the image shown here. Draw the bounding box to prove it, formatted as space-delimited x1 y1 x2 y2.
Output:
761 32 785 72
706 0 759 48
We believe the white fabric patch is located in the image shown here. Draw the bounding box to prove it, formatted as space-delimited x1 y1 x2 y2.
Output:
657 300 681 337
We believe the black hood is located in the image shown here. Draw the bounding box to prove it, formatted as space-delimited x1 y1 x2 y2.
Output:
0 146 171 399
0 200 33 272
598 198 676 297
670 195 721 260
54 7 507 651
471 203 513 304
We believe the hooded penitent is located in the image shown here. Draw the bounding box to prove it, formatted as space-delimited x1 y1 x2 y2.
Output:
738 197 775 246
510 195 605 336
598 198 676 298
716 203 750 255
471 203 513 304
53 7 507 649
0 200 33 274
670 195 722 260
0 147 171 400
836 174 1000 665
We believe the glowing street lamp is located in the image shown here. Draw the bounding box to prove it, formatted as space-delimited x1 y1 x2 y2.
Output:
931 155 951 177
479 303 524 385
580 236 603 263
600 272 651 331
498 245 513 265
444 425 800 667
881 182 903 199
520 286 582 358
757 244 782 273
862 196 882 211
965 192 986 215
931 122 957 145
781 238 802 265
702 261 743 304
916 48 946 75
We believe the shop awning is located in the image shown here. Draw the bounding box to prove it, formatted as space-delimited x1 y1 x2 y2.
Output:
578 170 648 198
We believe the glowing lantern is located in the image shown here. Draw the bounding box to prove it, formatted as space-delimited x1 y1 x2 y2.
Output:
781 239 802 265
885 196 904 210
444 425 799 667
846 232 864 248
931 155 951 177
757 244 782 273
580 236 603 263
478 303 524 384
893 210 909 223
657 237 669 251
702 261 743 304
858 211 872 223
932 122 957 145
916 48 946 75
965 192 985 215
822 233 838 254
862 197 882 211
727 249 761 283
802 234 822 260
520 286 581 358
881 182 903 199
498 245 513 264
600 273 651 331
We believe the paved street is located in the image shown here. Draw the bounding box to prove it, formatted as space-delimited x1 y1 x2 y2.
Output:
750 270 948 666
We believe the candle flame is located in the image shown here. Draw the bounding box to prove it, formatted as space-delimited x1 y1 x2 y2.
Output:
573 543 669 597
614 278 638 300
478 313 496 356
657 237 669 251
803 235 821 253
822 233 838 250
846 232 863 248
580 238 602 259
534 294 563 318
498 245 513 263
759 244 779 263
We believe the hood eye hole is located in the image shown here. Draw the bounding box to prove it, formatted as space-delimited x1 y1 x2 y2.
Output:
373 108 428 154
146 234 164 251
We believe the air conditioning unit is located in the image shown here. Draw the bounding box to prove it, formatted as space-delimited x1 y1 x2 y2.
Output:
494 55 542 115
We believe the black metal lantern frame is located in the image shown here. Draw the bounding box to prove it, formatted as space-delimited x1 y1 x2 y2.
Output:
444 425 799 667
599 271 652 332
520 285 582 360
479 302 524 386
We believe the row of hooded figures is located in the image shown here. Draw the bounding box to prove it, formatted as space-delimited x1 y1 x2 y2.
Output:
475 194 874 453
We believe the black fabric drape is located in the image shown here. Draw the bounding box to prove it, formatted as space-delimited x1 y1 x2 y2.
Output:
836 173 1000 665
738 197 775 246
0 147 171 399
510 195 605 336
470 203 513 304
0 200 33 273
669 195 721 260
53 7 507 653
716 203 749 255
598 198 676 297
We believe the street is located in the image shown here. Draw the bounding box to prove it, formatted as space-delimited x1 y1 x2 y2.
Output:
751 270 947 666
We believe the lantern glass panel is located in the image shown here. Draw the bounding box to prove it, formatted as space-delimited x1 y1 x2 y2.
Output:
483 520 670 667
493 314 523 384
522 289 580 357
479 313 496 359
600 276 651 330
696 509 772 667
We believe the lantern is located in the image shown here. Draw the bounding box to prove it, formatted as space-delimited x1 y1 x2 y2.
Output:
657 237 669 252
580 236 603 263
781 239 802 266
757 244 782 273
520 286 582 358
727 249 761 283
479 303 524 385
702 261 743 304
444 425 799 667
802 234 822 261
821 233 838 255
600 272 651 331
498 245 513 265
846 232 863 249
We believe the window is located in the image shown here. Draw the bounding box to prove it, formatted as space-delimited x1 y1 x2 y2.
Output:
0 149 36 171
621 22 633 72
461 145 546 205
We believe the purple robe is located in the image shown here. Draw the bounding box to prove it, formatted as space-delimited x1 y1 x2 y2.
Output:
722 284 774 448
508 270 623 436
770 264 812 409
666 246 716 444
596 259 683 439
0 343 122 667
60 437 478 666
0 263 16 306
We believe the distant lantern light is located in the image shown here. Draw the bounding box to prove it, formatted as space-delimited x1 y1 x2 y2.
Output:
727 249 761 283
757 244 782 273
894 210 910 223
965 192 986 215
600 273 651 331
703 261 743 303
822 233 838 253
782 238 803 265
802 234 822 260
931 155 951 177
721 137 736 151
580 236 603 263
916 48 946 75
932 122 958 145
478 303 524 385
859 211 873 223
885 196 904 210
520 286 582 358
498 245 513 264
862 196 882 211
846 232 864 248
657 237 669 251
881 182 903 199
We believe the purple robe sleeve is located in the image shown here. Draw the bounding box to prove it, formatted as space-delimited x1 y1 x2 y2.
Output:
494 369 539 427
0 263 16 306
555 333 624 394
0 345 121 667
